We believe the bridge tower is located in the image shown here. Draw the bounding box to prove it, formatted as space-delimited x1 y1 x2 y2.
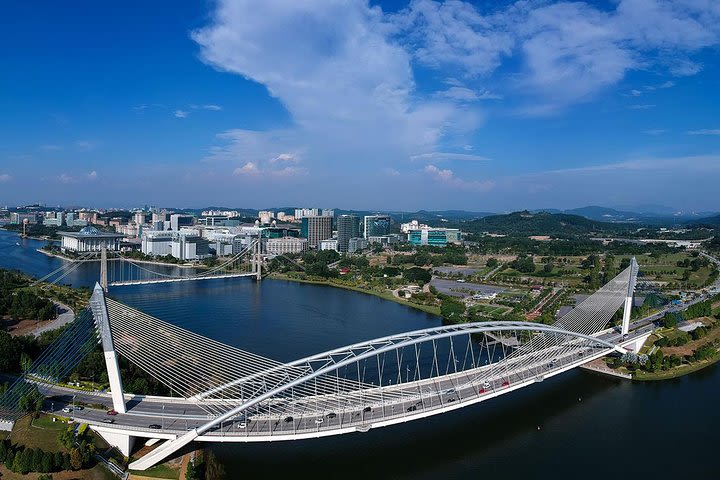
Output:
254 236 262 281
621 257 638 335
100 244 108 292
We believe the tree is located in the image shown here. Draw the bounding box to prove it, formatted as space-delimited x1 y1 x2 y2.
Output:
69 448 83 470
0 331 21 373
402 267 431 284
186 459 201 480
205 451 226 480
486 257 498 268
0 439 7 463
440 296 466 321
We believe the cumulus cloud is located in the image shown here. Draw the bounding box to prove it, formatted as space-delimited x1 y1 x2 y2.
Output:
174 110 189 119
233 162 259 176
87 171 98 180
643 129 667 135
76 140 96 151
424 164 494 191
0 174 11 182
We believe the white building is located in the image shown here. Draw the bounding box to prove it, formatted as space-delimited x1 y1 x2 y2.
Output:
258 210 274 225
294 208 319 219
265 237 308 255
59 227 124 253
141 231 174 256
319 239 338 251
400 220 429 234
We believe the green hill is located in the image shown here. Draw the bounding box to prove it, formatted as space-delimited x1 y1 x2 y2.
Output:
462 211 629 237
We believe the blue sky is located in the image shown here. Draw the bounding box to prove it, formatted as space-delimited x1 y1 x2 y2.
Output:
1 0 719 212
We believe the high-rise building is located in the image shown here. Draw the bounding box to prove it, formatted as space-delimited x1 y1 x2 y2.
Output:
301 216 333 248
319 239 338 251
321 209 335 218
170 214 194 231
134 212 146 225
336 215 359 253
258 210 274 224
265 237 308 255
363 215 391 238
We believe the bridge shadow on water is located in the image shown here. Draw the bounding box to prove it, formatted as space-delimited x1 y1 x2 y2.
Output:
210 370 630 479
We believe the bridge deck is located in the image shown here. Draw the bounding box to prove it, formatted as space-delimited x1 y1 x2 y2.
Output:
109 272 256 286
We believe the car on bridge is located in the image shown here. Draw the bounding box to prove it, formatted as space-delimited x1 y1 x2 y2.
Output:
107 409 118 416
102 418 114 424
148 424 161 430
284 416 294 423
326 412 337 419
62 407 72 413
502 380 510 387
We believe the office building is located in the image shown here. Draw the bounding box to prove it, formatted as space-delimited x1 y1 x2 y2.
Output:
319 239 338 251
258 211 274 224
265 237 308 255
43 212 64 227
348 237 368 253
363 215 391 238
170 214 194 231
301 216 333 248
336 215 359 253
321 209 335 218
59 226 124 252
171 234 210 261
408 227 462 246
294 208 318 219
10 212 39 225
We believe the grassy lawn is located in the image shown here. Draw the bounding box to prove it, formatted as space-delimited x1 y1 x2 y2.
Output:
270 273 441 316
129 463 180 479
10 414 68 452
31 414 69 430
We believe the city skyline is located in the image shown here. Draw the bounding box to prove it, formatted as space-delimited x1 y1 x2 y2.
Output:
1 1 719 210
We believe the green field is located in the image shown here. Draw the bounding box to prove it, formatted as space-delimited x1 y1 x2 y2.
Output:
10 414 68 452
129 463 180 479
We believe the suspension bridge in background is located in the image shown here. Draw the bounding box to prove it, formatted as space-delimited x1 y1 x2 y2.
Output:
0 254 651 471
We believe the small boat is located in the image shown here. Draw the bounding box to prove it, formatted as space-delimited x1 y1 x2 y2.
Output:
15 242 20 246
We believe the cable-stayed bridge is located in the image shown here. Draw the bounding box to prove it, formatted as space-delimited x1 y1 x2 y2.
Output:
0 258 651 471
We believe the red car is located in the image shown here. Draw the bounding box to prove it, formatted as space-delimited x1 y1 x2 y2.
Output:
107 409 118 416
478 388 486 394
501 380 510 387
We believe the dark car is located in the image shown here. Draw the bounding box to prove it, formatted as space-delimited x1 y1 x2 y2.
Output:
102 418 114 424
406 405 417 412
148 424 161 429
284 416 294 423
363 406 372 413
326 412 337 419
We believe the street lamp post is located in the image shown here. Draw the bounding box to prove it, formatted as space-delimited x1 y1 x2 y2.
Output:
162 404 165 430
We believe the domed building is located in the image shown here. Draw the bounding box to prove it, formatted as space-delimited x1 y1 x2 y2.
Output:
58 226 125 253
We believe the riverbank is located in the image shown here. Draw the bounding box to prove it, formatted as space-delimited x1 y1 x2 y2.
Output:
268 273 441 316
633 350 720 380
0 227 55 242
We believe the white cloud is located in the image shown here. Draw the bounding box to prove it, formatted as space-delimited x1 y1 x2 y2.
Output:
193 0 480 179
58 173 76 184
269 153 299 164
411 152 490 162
629 104 655 110
191 104 222 111
643 129 667 135
0 174 11 182
87 171 98 181
76 140 96 151
424 164 494 191
233 162 260 176
629 89 642 96
688 129 720 135
383 167 400 176
174 110 189 118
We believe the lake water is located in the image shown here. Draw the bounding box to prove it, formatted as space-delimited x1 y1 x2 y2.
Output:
0 229 716 478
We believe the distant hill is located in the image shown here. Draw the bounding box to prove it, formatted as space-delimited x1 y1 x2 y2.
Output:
689 214 720 226
461 211 629 237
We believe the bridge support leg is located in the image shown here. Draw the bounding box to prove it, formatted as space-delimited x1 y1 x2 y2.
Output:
621 295 632 335
94 428 135 457
90 283 127 414
624 332 652 353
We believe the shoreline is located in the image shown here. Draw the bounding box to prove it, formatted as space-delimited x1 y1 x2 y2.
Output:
268 273 441 316
36 248 198 269
633 351 720 381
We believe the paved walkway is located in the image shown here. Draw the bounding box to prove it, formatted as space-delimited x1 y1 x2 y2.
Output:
32 300 74 337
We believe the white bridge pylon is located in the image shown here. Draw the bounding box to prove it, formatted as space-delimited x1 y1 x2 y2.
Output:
83 258 640 470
